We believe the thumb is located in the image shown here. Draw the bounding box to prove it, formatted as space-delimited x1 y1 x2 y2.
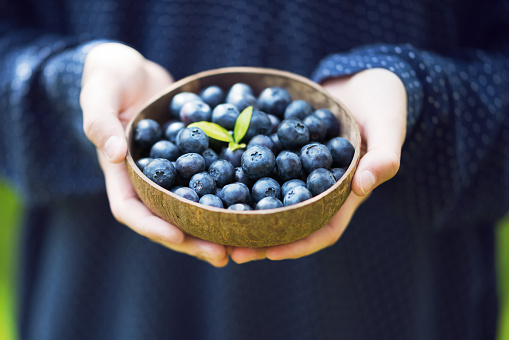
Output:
80 73 128 164
351 115 404 196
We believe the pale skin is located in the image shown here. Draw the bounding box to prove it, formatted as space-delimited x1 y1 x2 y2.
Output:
81 43 407 267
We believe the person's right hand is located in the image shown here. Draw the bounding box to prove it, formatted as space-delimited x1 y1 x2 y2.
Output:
80 42 230 267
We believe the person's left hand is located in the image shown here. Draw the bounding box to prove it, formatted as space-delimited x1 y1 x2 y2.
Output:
230 68 407 263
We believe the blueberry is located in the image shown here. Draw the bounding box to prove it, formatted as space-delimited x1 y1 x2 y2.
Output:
219 147 244 167
300 143 333 173
149 140 181 161
275 150 302 181
199 85 225 108
284 100 314 120
283 186 313 206
227 83 254 99
164 121 185 143
277 118 310 149
267 114 281 134
242 110 272 142
255 197 284 210
303 115 327 142
143 158 176 190
234 167 253 187
241 145 276 180
173 187 200 202
257 87 292 118
170 92 203 119
327 137 355 168
189 172 217 197
170 186 183 193
199 194 224 208
313 108 340 139
251 177 281 203
306 168 336 196
202 148 219 169
281 179 306 198
331 167 346 181
179 101 212 126
211 103 240 130
208 159 235 187
270 133 283 155
227 93 257 112
136 157 154 172
176 127 209 154
227 203 252 211
134 119 162 149
247 134 275 153
175 153 206 179
221 182 251 207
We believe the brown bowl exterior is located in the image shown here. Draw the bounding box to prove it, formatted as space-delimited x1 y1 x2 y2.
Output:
125 67 361 247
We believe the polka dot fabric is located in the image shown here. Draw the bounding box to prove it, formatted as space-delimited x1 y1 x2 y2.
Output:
1 0 508 339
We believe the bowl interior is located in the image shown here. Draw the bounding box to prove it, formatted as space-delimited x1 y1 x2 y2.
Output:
125 67 361 247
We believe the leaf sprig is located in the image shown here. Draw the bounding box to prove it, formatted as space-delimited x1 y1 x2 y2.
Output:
189 106 253 151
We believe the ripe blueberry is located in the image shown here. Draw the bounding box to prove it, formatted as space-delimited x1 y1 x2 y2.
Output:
199 85 225 108
284 100 313 120
134 119 162 149
211 103 239 130
179 101 212 126
257 87 292 118
176 127 209 154
255 197 284 210
251 177 281 203
150 140 181 161
143 158 176 190
189 172 217 197
170 92 203 119
306 168 336 196
313 108 340 139
208 159 235 187
277 118 310 150
283 185 313 206
276 150 302 181
241 145 276 180
173 187 200 202
199 194 224 208
175 153 206 179
300 143 333 173
327 137 355 168
221 182 251 207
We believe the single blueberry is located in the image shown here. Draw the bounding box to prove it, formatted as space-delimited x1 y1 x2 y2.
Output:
276 150 303 181
219 147 244 167
199 194 224 208
136 157 154 172
241 145 276 180
211 103 240 130
199 85 225 108
175 153 206 179
267 114 281 134
300 143 333 173
331 167 346 181
202 148 219 169
247 134 275 153
176 127 209 154
234 167 253 187
173 187 200 202
143 158 176 190
227 203 252 211
257 87 292 118
169 92 203 119
327 137 355 168
179 100 212 126
281 179 306 198
164 121 185 143
313 108 340 139
149 140 181 161
242 110 272 142
208 159 235 187
306 168 337 196
303 115 327 142
221 182 251 207
270 133 283 155
227 93 257 112
134 119 162 149
226 83 254 99
251 177 281 203
189 172 217 197
255 197 284 210
284 100 314 120
283 185 313 206
277 118 310 150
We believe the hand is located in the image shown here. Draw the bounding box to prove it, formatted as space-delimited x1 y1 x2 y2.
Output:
80 43 229 267
231 68 407 263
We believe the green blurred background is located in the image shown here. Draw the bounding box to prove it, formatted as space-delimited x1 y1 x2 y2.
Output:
1 180 508 339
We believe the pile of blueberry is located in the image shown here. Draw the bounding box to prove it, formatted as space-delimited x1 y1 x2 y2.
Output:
133 83 355 211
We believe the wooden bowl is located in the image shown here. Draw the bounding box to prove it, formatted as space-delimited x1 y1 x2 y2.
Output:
125 67 361 247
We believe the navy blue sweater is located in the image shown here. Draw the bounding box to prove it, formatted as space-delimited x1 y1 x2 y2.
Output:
1 0 509 339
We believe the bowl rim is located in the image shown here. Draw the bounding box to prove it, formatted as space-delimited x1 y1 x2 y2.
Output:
125 66 361 215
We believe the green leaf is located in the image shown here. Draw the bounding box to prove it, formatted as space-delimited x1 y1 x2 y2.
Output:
233 106 253 144
228 142 246 151
188 121 234 143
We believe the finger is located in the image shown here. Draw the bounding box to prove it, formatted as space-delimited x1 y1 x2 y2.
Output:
230 247 267 264
265 193 365 260
100 153 229 267
81 74 127 163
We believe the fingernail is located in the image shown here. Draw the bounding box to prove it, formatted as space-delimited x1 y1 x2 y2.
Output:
360 170 376 194
104 136 120 161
